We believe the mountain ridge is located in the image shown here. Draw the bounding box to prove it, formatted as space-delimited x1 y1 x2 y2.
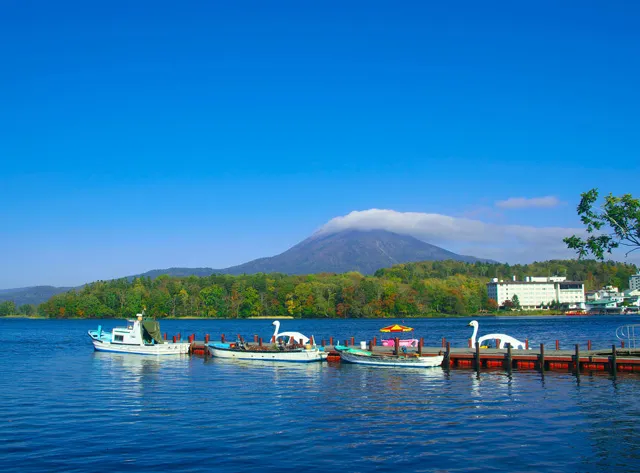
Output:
0 229 494 305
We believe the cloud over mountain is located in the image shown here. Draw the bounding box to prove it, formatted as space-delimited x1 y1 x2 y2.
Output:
318 209 584 263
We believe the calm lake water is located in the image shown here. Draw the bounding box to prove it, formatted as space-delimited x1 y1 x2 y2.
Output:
2 316 640 472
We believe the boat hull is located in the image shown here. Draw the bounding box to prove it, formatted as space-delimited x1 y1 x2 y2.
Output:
90 338 190 355
339 350 443 368
207 344 327 362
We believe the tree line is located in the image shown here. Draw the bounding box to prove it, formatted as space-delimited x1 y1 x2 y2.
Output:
27 259 636 319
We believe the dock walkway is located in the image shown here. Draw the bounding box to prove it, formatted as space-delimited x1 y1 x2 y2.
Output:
186 334 640 374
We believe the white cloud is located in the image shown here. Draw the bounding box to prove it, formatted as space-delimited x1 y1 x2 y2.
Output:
317 209 584 263
495 196 561 209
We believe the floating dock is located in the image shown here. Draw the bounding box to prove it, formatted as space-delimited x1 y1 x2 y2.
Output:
179 332 640 375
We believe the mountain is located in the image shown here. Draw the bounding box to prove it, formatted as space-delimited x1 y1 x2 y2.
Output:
0 230 493 306
135 229 492 277
0 286 73 307
219 229 492 275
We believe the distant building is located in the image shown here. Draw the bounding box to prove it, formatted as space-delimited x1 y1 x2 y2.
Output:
630 273 640 292
486 276 585 310
585 285 639 314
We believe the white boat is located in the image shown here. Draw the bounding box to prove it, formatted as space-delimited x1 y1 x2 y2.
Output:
337 347 443 368
207 340 328 363
88 314 190 355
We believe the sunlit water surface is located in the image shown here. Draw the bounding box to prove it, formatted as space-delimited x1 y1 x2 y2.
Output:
1 316 639 472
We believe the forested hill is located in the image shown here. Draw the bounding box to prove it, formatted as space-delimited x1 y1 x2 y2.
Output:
0 286 73 307
375 259 638 290
29 259 638 319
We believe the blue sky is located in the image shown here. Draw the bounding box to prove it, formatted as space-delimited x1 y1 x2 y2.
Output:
1 1 639 288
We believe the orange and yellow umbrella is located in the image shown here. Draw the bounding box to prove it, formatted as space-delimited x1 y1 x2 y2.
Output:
379 324 414 333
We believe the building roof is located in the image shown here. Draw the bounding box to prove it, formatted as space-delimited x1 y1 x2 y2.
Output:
587 300 618 305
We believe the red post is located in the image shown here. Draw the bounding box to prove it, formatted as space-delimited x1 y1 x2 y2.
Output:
321 339 326 347
271 336 275 343
525 339 529 350
622 340 625 348
468 338 472 348
587 340 591 351
556 340 560 350
310 336 315 346
329 336 334 346
351 336 355 346
259 338 263 347
163 332 167 340
418 338 423 356
172 336 177 343
177 333 181 341
204 334 210 343
254 335 258 343
373 336 377 346
394 337 400 355
221 334 225 342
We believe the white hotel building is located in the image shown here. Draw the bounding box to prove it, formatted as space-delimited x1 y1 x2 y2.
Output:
631 273 640 292
487 276 586 310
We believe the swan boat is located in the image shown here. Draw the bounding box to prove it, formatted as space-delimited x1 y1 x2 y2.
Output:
336 347 444 368
88 314 190 355
206 340 328 363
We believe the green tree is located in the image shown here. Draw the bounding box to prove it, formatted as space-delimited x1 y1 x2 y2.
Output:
0 301 16 316
200 285 226 317
18 304 36 316
511 294 521 310
564 189 640 259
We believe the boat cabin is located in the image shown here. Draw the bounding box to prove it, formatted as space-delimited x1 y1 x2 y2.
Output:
95 314 164 346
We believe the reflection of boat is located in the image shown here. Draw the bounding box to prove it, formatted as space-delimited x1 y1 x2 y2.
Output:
88 313 190 355
206 339 328 363
379 324 419 347
336 346 443 368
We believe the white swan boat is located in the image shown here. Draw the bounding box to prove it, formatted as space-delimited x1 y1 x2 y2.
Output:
336 346 443 368
207 340 328 363
88 314 190 355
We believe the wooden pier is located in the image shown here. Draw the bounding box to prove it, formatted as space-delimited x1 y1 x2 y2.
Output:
179 332 640 374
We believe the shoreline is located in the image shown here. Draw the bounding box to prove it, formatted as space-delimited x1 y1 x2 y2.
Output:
2 311 574 320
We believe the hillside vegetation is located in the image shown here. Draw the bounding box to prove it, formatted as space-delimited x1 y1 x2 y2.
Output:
32 259 637 319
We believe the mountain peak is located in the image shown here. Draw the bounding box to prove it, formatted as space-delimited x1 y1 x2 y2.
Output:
223 228 490 275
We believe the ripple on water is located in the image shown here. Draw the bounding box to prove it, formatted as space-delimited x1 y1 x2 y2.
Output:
2 318 640 472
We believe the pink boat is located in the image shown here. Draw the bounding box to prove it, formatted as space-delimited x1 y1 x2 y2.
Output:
381 338 419 347
379 324 419 347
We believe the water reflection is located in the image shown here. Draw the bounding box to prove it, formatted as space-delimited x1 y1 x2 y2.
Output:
92 352 188 377
91 353 190 400
5 318 640 472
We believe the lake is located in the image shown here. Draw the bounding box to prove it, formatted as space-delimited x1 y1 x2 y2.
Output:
1 316 639 472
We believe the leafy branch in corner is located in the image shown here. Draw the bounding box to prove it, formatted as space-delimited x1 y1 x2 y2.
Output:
564 188 640 260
